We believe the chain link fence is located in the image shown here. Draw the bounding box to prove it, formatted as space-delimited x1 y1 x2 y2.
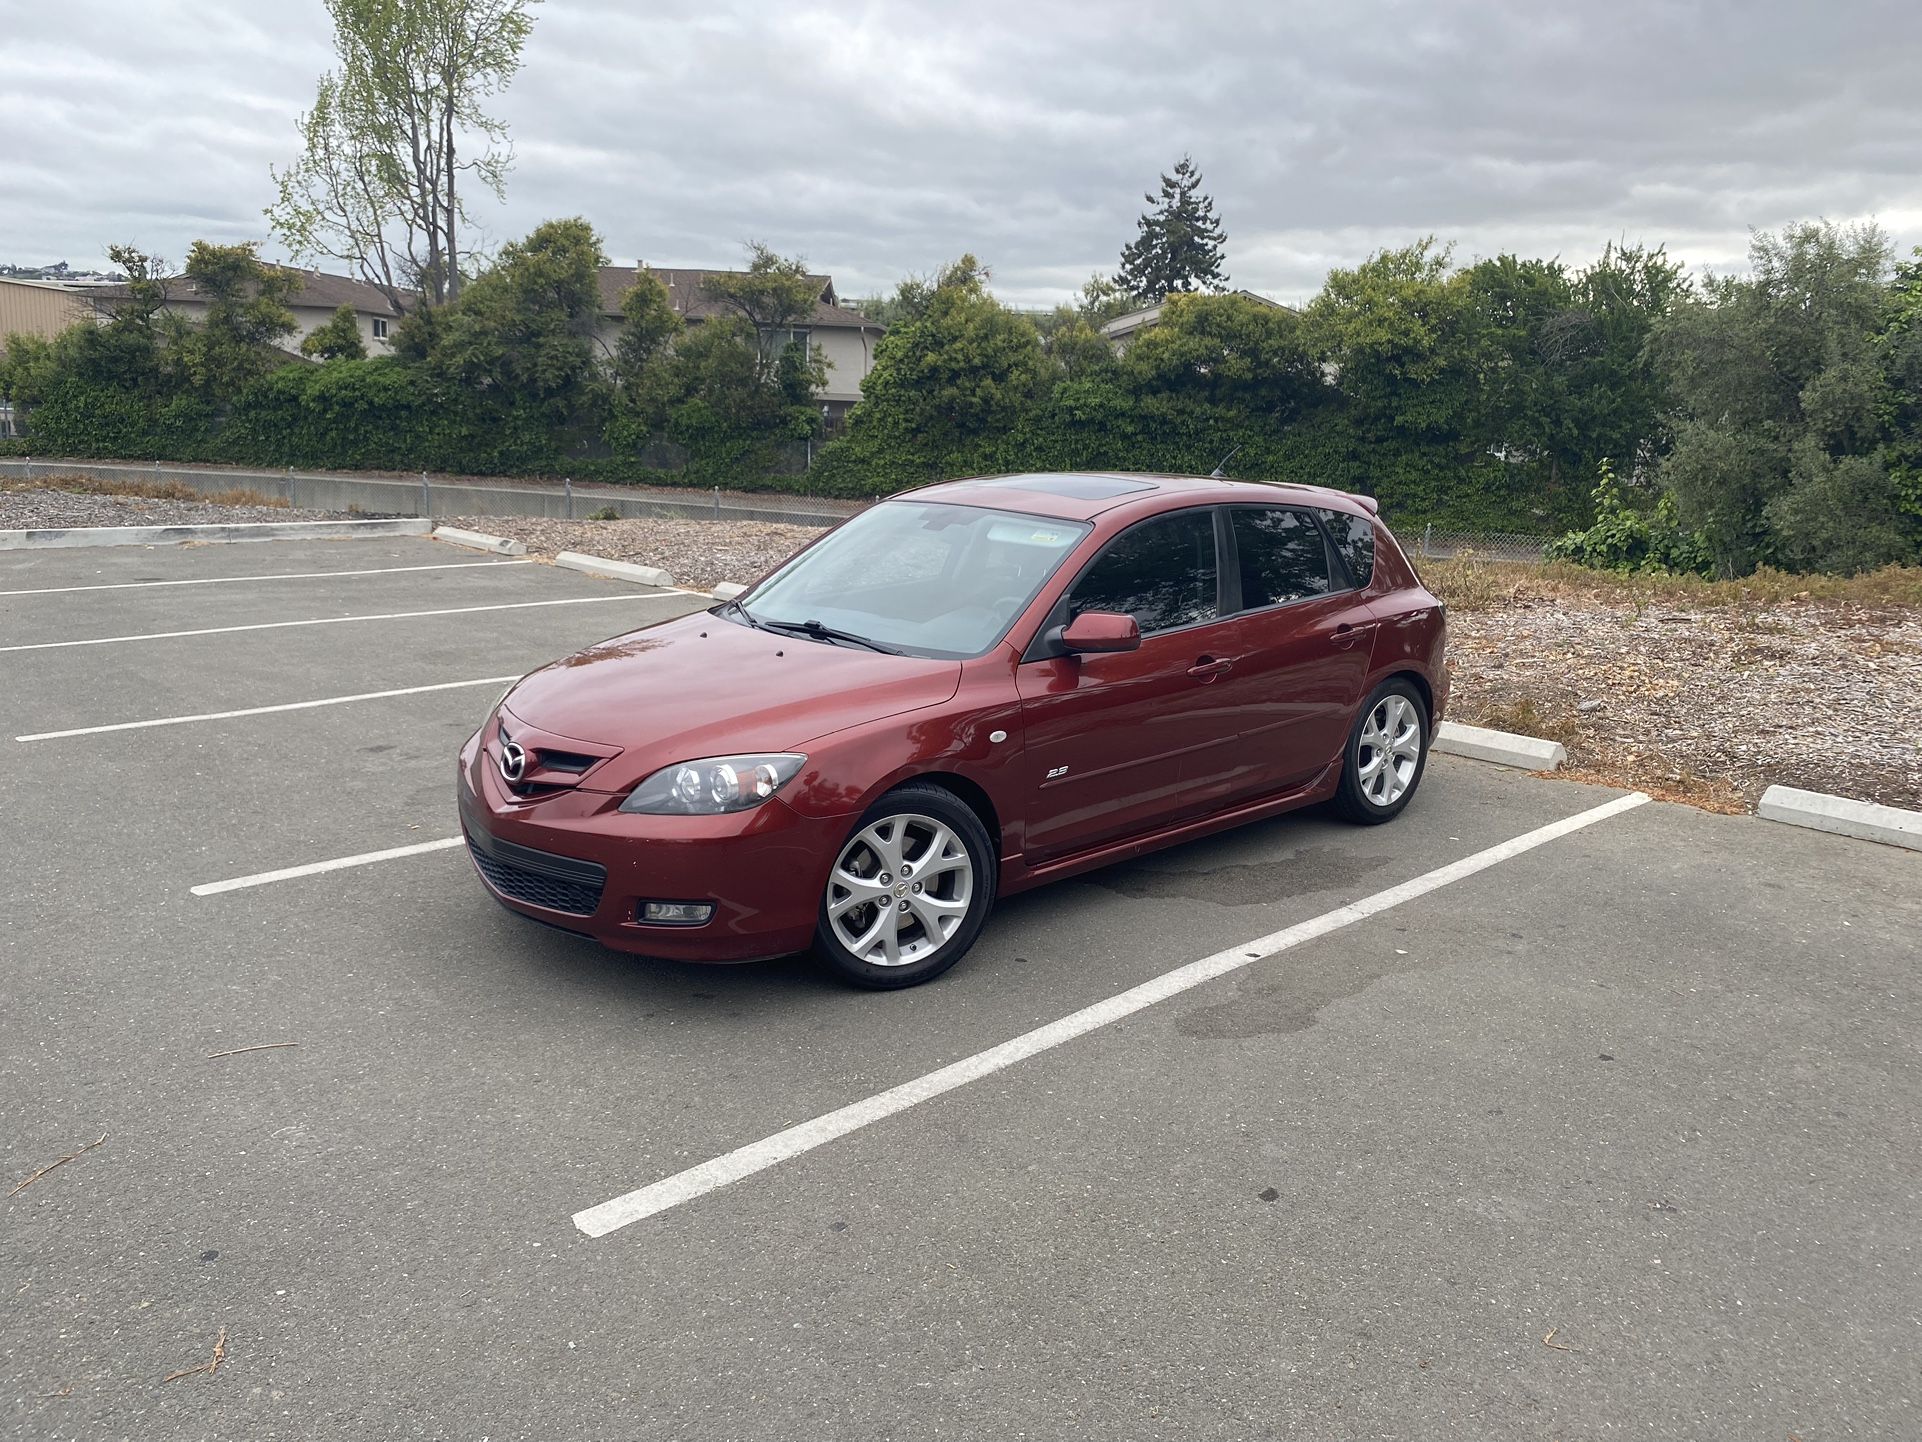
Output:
1407 525 1549 563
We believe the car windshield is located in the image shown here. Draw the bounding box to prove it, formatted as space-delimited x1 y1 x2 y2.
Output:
736 500 1091 658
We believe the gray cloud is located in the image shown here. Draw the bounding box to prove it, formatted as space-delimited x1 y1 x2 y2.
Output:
3 0 1918 303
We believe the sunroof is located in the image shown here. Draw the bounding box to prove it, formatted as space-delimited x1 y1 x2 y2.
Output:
994 474 1158 499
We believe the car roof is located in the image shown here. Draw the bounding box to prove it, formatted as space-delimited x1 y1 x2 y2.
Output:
901 471 1378 522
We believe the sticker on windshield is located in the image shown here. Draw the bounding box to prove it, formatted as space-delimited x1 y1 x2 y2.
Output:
984 519 1074 549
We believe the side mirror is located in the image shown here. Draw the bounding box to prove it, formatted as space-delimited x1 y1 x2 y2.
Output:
1059 610 1141 654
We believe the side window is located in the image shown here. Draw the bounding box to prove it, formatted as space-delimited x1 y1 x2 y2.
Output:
1320 509 1375 588
1068 510 1219 635
1231 507 1331 608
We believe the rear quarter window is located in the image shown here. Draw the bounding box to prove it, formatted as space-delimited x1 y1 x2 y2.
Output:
1319 509 1376 588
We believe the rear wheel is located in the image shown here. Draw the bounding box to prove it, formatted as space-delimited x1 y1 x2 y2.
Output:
814 784 997 989
1333 679 1429 824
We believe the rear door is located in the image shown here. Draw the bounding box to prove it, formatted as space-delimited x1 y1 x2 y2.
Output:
1015 507 1242 862
1206 504 1380 796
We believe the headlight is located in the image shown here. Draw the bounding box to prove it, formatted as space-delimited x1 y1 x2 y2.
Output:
619 754 807 815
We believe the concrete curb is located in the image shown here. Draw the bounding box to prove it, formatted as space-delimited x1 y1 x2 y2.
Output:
0 518 433 550
1758 785 1922 853
432 525 527 556
710 582 748 601
1433 720 1568 771
553 551 676 589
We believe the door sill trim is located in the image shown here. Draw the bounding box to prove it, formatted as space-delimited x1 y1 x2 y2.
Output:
1005 761 1342 893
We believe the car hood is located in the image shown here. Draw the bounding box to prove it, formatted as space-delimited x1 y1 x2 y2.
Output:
500 610 962 793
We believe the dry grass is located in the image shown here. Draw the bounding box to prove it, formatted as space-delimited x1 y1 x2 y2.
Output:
1557 764 1752 815
1421 552 1922 616
0 472 287 509
1471 695 1582 748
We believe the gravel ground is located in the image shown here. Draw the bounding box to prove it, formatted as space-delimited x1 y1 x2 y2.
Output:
0 486 342 528
1447 597 1922 810
449 514 821 592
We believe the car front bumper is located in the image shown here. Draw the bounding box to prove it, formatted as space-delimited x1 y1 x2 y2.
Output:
456 731 838 963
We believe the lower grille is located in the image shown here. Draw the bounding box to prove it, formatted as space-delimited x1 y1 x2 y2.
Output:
465 830 607 917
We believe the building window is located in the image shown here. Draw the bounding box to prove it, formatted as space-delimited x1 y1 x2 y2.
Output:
372 317 389 340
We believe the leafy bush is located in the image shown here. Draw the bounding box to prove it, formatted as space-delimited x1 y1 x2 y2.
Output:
1547 462 1713 575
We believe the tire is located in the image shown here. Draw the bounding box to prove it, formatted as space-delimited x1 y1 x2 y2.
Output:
814 783 998 989
1332 679 1430 824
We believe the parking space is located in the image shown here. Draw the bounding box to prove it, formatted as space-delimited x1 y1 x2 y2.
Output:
4 536 1920 1439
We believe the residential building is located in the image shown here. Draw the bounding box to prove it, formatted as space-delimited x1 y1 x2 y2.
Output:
90 267 408 357
1100 289 1291 351
595 265 885 423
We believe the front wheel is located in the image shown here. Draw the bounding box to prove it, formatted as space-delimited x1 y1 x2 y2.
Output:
1332 679 1429 824
814 784 997 989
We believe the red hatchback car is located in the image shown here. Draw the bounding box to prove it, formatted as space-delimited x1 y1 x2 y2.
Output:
458 472 1447 987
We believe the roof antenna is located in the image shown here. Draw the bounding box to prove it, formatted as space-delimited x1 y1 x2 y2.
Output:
1208 445 1242 479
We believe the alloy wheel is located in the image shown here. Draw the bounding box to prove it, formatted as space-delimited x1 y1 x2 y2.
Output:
825 813 975 967
1357 694 1423 808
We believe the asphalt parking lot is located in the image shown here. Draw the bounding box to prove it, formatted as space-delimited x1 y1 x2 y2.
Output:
4 533 1920 1440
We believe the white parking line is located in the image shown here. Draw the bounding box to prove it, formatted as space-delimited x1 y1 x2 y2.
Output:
0 593 668 654
16 676 520 742
0 558 532 598
190 836 466 896
571 790 1653 1237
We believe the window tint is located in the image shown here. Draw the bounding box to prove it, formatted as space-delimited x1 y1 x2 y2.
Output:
1069 510 1219 635
1232 507 1331 608
1320 508 1375 588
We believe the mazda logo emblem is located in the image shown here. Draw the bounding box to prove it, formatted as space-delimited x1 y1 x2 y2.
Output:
499 739 528 784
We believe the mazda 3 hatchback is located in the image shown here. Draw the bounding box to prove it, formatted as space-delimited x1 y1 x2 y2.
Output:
458 472 1447 988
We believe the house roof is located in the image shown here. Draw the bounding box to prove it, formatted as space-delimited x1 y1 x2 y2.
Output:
596 265 883 331
90 267 409 316
1100 289 1291 340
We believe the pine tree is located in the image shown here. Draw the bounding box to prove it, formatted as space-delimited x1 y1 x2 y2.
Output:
1116 156 1228 302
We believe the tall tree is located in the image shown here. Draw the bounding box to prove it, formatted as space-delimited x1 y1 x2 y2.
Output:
431 216 607 424
700 244 824 376
268 0 539 309
1651 221 1904 574
845 254 1049 460
1115 156 1228 302
609 270 681 394
174 242 298 400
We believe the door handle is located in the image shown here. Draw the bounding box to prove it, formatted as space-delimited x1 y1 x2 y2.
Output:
1187 656 1235 681
1331 621 1378 650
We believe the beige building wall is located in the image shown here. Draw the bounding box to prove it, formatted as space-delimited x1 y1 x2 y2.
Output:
811 327 877 403
157 297 394 356
0 279 91 349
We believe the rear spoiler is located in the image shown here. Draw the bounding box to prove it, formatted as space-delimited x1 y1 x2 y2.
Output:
1264 479 1379 516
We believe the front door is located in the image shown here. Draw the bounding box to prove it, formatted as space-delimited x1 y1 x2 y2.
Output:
1015 507 1242 863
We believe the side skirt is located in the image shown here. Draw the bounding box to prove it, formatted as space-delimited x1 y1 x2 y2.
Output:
998 760 1343 895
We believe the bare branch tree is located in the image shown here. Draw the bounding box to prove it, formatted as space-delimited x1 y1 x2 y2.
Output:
267 0 538 309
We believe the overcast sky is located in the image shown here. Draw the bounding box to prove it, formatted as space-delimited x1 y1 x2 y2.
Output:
3 0 1919 305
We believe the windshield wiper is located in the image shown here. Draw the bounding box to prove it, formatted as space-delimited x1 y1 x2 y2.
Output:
717 597 768 631
757 617 900 654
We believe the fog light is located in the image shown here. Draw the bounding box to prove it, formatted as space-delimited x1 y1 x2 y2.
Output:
640 901 714 925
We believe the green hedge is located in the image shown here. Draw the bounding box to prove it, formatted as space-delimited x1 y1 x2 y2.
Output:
5 361 1587 529
807 384 1581 531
